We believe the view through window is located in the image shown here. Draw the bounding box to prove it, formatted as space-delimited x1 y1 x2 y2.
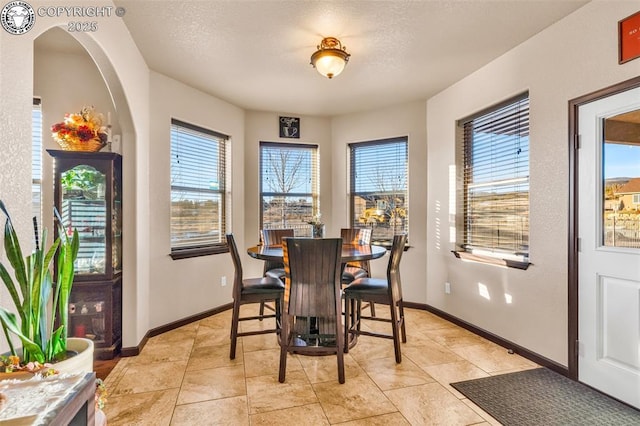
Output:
170 119 229 256
603 108 640 248
260 142 318 237
460 93 529 261
349 137 408 245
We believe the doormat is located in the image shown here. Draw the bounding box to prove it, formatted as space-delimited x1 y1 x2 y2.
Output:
451 368 640 425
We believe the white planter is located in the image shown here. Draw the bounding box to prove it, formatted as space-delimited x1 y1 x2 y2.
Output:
54 337 94 375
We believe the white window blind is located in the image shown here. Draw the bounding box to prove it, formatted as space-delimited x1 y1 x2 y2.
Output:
260 142 319 237
349 137 408 245
32 98 42 223
170 119 229 256
462 93 529 261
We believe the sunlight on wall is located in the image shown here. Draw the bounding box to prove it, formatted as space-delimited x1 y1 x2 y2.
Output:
449 164 456 243
435 200 441 250
478 282 491 300
504 293 513 304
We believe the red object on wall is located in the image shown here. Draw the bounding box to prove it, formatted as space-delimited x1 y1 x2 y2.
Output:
619 11 640 64
74 324 86 338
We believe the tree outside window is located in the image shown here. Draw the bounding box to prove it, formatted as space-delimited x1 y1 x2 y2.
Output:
260 142 319 237
349 137 408 245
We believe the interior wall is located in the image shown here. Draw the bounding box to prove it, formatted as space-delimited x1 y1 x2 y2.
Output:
426 0 640 367
243 111 332 277
34 38 116 238
147 71 245 327
1 0 151 350
331 101 428 303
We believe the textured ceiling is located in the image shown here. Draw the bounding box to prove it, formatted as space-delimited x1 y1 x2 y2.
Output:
44 1 591 117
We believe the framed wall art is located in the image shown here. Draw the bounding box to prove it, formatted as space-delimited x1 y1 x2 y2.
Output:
279 116 300 139
619 10 640 64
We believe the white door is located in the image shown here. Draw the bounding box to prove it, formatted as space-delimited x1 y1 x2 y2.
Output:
578 86 640 408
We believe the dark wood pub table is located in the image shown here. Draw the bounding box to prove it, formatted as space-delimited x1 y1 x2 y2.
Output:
247 243 387 264
247 242 387 350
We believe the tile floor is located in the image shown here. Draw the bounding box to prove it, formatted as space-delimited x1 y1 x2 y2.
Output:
103 306 538 425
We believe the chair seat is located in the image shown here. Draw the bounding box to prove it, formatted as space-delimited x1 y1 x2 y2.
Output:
242 277 284 293
265 267 286 280
341 266 369 282
344 277 388 295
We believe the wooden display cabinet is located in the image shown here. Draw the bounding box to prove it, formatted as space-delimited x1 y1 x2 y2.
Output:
48 150 122 359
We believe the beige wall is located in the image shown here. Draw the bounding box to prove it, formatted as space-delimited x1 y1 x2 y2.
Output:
147 71 245 327
426 0 640 366
331 101 428 303
1 0 151 350
243 111 333 276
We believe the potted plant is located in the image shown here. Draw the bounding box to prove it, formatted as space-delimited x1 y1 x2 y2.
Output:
0 199 89 374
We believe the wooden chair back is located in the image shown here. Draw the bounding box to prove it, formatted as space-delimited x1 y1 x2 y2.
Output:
261 228 294 245
226 233 244 300
279 237 345 383
387 233 407 300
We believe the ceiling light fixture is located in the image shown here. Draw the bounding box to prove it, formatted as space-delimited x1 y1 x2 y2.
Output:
310 37 350 79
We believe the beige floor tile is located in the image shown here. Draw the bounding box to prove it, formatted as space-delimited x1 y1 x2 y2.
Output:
250 403 330 425
197 311 232 329
298 352 363 383
385 382 485 425
111 360 187 396
240 331 281 352
177 364 246 405
346 334 399 363
105 308 542 425
358 356 435 391
421 326 488 349
335 412 411 425
244 348 303 378
450 341 538 373
246 369 317 414
171 395 249 425
239 316 278 333
313 374 397 424
186 343 243 371
194 324 234 348
105 388 179 426
126 338 194 366
402 339 464 368
422 360 490 398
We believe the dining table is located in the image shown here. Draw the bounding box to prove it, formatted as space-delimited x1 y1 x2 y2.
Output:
247 242 388 264
247 241 387 350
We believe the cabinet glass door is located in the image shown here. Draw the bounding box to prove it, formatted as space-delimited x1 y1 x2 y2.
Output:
61 165 107 275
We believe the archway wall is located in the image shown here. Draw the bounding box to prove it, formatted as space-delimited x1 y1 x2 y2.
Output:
0 1 151 349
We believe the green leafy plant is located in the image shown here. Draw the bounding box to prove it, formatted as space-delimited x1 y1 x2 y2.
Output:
0 200 79 364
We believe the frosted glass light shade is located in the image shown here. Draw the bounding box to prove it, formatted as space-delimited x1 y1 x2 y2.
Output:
310 37 350 79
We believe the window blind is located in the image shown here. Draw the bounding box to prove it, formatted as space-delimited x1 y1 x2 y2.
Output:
170 119 229 255
260 142 319 236
32 98 42 223
349 137 408 245
462 94 529 259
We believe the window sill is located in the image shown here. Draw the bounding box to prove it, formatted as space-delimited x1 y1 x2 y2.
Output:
171 245 229 260
451 250 531 270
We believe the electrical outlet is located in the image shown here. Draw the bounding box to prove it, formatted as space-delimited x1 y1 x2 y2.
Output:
221 276 227 286
445 282 451 294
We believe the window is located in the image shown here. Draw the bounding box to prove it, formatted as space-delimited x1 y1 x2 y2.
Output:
260 142 319 236
32 98 42 223
458 93 530 267
349 137 408 245
633 194 640 205
170 119 230 258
